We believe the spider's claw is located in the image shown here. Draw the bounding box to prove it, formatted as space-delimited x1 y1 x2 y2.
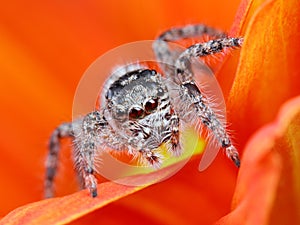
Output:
88 185 98 198
232 155 240 168
225 145 240 168
91 189 98 198
85 173 98 198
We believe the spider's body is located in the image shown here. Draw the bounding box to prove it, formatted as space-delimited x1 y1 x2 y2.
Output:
45 24 242 198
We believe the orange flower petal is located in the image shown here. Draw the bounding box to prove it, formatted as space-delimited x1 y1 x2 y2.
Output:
1 159 194 225
0 182 143 225
228 0 300 147
215 0 257 98
230 0 271 36
216 95 300 225
220 0 296 96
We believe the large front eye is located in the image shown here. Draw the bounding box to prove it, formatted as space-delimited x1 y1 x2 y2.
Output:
144 98 158 113
129 106 144 120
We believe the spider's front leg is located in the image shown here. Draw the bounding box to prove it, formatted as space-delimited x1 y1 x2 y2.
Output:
175 37 243 167
175 37 243 82
181 81 240 167
73 110 109 197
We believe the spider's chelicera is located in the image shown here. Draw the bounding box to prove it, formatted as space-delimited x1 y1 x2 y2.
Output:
45 24 243 198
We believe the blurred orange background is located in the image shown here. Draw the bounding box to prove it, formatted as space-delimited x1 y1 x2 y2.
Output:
0 0 241 220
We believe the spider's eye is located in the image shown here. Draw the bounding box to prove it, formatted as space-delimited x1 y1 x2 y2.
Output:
128 106 144 120
114 110 126 121
144 98 158 113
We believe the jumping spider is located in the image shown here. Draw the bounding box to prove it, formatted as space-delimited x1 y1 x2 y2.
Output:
45 24 242 198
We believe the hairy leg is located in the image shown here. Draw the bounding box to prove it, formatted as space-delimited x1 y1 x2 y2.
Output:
175 37 243 167
175 37 243 82
45 122 75 198
73 111 109 197
154 24 242 167
157 24 225 41
153 24 226 80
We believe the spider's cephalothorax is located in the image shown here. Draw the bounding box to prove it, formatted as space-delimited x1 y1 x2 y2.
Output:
103 68 180 163
45 24 243 198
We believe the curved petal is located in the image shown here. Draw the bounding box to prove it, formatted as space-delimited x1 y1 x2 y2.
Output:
216 95 300 225
216 0 257 97
228 0 300 148
230 0 271 36
0 182 144 225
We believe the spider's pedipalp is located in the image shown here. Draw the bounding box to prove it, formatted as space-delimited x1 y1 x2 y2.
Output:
139 149 163 169
168 113 181 156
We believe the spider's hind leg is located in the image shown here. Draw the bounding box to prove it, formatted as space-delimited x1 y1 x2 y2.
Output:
157 24 226 42
153 24 228 81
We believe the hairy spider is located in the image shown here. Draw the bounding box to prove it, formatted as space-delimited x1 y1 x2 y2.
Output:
45 24 242 198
